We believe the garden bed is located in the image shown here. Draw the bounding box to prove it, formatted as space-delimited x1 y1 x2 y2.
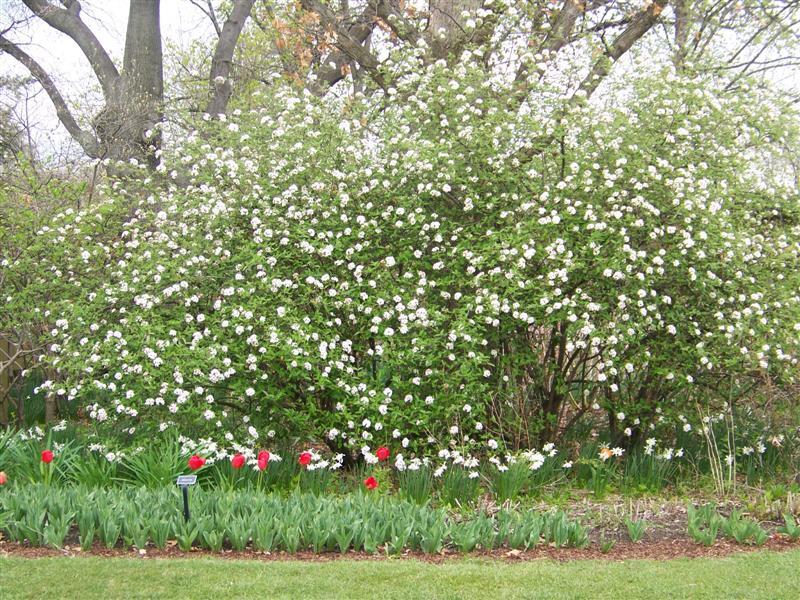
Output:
2 483 799 562
2 535 800 563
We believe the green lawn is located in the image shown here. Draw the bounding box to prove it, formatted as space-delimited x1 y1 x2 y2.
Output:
1 550 799 599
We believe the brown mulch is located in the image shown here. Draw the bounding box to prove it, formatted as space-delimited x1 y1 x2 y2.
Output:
1 536 798 563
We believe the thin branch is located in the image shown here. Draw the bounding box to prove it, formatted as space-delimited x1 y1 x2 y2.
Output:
188 0 222 37
369 0 421 46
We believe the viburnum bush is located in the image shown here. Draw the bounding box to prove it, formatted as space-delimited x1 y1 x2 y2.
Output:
5 49 800 459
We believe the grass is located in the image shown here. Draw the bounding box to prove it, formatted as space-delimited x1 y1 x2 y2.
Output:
1 551 799 599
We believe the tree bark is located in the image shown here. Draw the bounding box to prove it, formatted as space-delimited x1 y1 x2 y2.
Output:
307 4 377 95
207 0 256 115
104 0 163 167
11 0 164 166
44 395 57 423
426 0 482 60
301 0 387 90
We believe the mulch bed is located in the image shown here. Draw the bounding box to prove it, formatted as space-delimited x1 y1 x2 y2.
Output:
2 536 798 563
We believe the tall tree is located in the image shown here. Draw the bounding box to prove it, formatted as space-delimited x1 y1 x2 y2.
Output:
3 1 799 160
292 1 800 101
0 0 256 164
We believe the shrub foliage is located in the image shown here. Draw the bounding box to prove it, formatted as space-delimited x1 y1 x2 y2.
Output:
3 56 799 457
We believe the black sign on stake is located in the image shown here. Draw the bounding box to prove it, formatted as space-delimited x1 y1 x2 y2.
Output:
176 475 198 522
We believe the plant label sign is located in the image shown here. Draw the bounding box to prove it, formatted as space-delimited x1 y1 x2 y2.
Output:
176 475 197 486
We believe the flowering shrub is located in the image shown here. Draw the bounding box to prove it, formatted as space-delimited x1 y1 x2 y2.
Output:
5 44 799 459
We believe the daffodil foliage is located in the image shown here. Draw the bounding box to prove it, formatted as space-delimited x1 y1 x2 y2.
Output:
9 54 800 456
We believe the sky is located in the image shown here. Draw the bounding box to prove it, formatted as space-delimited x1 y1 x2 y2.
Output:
0 0 214 160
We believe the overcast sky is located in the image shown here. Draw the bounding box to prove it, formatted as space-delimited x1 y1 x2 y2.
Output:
0 0 214 160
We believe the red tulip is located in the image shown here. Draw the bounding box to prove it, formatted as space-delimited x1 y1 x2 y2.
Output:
231 454 246 469
0 471 7 485
376 446 390 462
188 454 206 470
257 450 270 471
364 476 378 490
298 451 312 466
41 450 54 464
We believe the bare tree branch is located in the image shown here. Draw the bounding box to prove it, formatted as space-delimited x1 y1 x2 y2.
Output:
572 0 669 101
21 0 120 99
726 2 795 66
369 0 422 46
425 0 481 60
0 34 99 157
672 0 689 66
310 15 376 94
188 0 222 37
542 0 589 54
301 0 386 91
516 0 588 84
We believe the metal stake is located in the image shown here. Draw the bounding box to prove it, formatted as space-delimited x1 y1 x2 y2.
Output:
181 485 190 522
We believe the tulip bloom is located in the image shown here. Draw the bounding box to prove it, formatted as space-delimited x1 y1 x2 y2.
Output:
0 471 7 485
41 450 54 464
376 446 390 462
231 454 246 469
257 450 270 471
188 455 206 470
298 451 312 466
364 476 378 490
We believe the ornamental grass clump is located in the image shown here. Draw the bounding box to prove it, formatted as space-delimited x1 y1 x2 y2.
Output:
490 458 530 502
396 462 434 505
439 466 480 506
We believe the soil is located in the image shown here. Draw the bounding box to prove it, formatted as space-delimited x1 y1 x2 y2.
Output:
1 535 798 563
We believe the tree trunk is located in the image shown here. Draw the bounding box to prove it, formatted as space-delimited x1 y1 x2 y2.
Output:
44 395 57 423
207 0 256 115
96 0 163 167
427 0 482 60
673 0 690 68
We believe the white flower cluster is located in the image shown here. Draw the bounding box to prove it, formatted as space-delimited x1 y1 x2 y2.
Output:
14 38 799 457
